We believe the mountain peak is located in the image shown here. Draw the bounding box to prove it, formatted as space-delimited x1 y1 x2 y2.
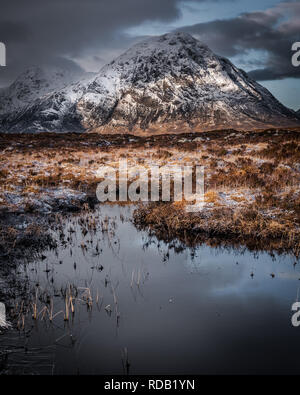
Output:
108 31 210 68
138 31 199 47
153 31 204 48
95 31 215 92
0 34 299 133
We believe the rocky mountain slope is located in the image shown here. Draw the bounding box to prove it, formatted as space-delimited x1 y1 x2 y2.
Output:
0 32 299 134
0 66 88 114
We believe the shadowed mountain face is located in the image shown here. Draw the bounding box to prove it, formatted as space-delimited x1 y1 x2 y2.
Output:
0 32 299 134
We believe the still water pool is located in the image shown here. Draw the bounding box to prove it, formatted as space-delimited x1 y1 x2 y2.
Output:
0 205 299 374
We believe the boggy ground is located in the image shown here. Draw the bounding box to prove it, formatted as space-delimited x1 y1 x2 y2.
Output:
0 127 299 258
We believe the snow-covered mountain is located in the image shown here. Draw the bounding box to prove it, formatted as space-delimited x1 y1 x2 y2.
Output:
0 32 299 134
0 66 89 115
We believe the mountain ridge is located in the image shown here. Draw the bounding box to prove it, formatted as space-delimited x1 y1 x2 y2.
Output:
0 32 299 134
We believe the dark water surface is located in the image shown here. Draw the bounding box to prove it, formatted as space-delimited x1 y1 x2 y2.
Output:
1 205 300 375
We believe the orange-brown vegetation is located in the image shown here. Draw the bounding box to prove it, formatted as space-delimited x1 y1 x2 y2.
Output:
0 127 299 255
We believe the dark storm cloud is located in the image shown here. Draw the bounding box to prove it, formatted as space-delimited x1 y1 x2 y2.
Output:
176 1 300 80
0 0 183 85
0 0 226 86
0 21 31 43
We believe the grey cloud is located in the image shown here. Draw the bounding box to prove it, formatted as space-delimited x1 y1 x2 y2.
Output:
0 0 186 86
176 1 300 80
247 67 299 81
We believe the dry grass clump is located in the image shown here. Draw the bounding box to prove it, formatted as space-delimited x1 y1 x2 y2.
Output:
205 191 220 204
230 194 247 203
257 141 300 164
133 202 300 256
153 149 173 159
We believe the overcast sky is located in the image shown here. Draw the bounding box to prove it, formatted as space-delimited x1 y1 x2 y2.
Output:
0 0 299 109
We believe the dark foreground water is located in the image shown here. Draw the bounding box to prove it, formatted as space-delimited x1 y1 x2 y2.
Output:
0 205 300 375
